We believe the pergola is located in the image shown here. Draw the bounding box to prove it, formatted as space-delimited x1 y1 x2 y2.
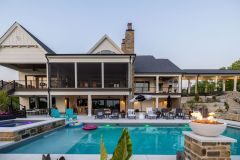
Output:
182 69 240 94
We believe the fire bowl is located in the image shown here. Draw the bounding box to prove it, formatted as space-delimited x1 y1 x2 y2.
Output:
189 121 227 137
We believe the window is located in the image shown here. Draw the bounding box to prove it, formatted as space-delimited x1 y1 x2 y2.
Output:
104 63 128 88
49 63 75 88
159 83 163 92
92 99 120 110
29 97 47 109
77 63 101 88
135 81 149 92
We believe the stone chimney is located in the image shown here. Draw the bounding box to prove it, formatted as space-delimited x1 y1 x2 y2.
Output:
121 39 126 53
122 23 134 54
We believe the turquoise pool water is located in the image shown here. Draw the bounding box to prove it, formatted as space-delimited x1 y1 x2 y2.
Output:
2 125 240 155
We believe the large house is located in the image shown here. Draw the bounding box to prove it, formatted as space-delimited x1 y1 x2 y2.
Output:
0 22 239 116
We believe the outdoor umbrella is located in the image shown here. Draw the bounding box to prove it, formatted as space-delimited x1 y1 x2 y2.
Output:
167 95 172 110
129 94 152 111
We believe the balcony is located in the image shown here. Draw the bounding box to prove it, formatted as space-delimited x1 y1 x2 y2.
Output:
15 80 48 90
134 86 180 95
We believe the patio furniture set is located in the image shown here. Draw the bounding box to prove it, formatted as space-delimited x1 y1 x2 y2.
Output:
94 108 191 120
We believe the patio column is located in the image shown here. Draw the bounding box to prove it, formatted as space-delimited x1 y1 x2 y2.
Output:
155 97 158 108
188 80 191 94
195 76 198 94
156 76 159 93
223 79 226 92
87 95 92 117
214 76 218 91
178 75 182 93
75 62 77 88
233 76 237 91
101 62 104 88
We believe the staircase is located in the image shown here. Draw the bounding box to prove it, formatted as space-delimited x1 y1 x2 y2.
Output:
0 80 16 95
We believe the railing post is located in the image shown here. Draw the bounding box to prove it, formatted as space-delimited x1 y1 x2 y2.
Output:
13 80 15 90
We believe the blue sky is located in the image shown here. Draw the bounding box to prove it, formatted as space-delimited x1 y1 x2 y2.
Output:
0 0 240 80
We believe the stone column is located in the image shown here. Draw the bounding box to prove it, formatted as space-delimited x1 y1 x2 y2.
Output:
178 75 182 93
156 76 159 93
195 76 198 94
87 95 92 117
233 76 237 92
101 62 104 88
155 97 158 109
223 79 226 92
184 131 236 160
74 62 77 88
214 76 218 91
188 80 191 94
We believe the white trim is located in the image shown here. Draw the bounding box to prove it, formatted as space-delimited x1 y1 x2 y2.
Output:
75 62 77 88
50 91 130 96
101 62 104 88
135 74 182 77
88 34 123 54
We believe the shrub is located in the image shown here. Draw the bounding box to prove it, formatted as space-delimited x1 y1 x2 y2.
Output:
100 128 132 160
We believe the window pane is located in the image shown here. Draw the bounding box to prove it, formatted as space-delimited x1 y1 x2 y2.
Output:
50 63 75 88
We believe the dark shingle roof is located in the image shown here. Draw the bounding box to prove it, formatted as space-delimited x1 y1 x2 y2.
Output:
134 55 182 74
19 24 55 54
183 69 240 75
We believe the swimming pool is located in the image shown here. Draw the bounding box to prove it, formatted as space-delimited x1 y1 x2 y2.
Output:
1 124 240 155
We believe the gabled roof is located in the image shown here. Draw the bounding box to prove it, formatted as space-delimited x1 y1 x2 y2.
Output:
0 22 55 54
183 69 240 75
134 55 182 74
88 34 123 54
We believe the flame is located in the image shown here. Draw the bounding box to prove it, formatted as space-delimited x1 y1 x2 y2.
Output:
207 112 216 122
191 111 203 120
191 112 219 124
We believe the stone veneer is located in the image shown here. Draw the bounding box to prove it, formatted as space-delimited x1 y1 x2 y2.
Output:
184 131 236 160
0 119 65 141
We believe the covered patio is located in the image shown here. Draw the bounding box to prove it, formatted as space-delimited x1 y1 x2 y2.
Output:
182 69 240 95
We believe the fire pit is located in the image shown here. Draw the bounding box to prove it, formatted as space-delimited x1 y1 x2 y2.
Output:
189 112 227 137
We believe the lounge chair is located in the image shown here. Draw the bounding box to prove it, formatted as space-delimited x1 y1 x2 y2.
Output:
109 110 119 119
51 109 66 118
95 109 105 119
66 108 78 121
127 109 136 119
146 107 157 119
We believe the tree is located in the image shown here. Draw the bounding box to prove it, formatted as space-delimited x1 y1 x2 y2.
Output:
0 90 9 112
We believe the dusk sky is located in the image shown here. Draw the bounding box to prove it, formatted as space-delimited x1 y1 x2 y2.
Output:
1 0 240 80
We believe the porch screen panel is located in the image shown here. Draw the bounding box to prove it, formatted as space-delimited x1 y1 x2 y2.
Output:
77 63 101 88
104 63 128 88
49 63 75 88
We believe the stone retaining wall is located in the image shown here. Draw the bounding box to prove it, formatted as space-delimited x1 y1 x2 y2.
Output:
184 135 231 160
0 120 65 141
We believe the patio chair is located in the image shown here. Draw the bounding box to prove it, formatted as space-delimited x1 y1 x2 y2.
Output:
66 108 78 121
51 109 66 118
109 110 119 119
127 109 136 119
95 109 105 119
146 107 157 119
161 108 169 119
175 108 184 119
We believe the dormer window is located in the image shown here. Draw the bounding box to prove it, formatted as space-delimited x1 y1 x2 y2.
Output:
96 50 116 54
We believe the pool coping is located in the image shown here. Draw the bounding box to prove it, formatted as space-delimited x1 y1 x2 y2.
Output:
0 154 239 160
0 118 65 132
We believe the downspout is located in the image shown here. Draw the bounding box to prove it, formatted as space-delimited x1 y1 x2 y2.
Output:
45 54 51 116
